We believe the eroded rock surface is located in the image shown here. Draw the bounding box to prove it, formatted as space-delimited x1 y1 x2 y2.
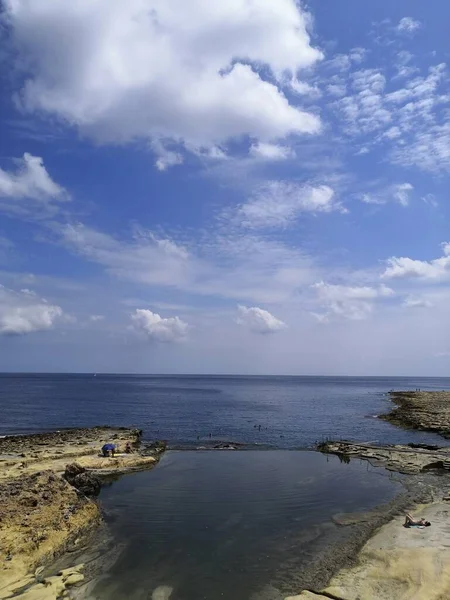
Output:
380 390 450 437
318 440 450 474
0 427 165 599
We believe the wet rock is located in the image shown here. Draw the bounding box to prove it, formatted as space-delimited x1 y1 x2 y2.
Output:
140 440 167 456
318 440 450 474
63 464 101 497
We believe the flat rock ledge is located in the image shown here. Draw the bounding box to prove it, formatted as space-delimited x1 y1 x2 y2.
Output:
287 501 450 600
0 427 165 599
317 440 450 474
380 390 450 437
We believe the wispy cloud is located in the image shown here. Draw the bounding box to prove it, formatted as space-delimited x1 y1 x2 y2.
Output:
329 58 450 172
361 183 413 206
249 143 294 161
231 182 344 230
396 17 422 34
52 221 320 304
312 281 394 321
0 153 68 218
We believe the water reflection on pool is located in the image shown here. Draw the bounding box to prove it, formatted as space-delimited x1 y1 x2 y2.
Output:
93 451 402 600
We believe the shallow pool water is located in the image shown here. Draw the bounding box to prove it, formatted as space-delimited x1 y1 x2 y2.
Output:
93 451 402 600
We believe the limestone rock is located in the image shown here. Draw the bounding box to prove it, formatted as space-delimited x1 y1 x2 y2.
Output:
63 464 101 497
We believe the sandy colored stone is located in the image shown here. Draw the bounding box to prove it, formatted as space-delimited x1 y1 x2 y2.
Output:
0 427 143 482
0 471 98 598
62 572 84 586
286 593 329 599
0 428 164 599
319 502 450 600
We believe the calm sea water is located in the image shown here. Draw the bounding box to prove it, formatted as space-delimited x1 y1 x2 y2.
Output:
93 451 403 600
2 374 444 599
1 374 449 447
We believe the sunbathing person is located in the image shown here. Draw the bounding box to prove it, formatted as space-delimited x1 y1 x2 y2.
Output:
404 513 431 527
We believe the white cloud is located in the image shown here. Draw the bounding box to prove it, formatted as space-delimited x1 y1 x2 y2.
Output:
331 60 450 172
131 309 188 342
0 153 67 216
382 243 450 281
403 296 433 309
5 0 323 161
326 54 352 72
0 285 63 335
352 69 386 93
153 144 184 172
422 194 438 207
312 281 394 321
90 314 105 322
54 221 319 304
236 183 343 229
249 143 293 161
334 69 391 135
391 120 450 173
361 183 413 207
327 84 347 97
289 79 321 97
397 17 422 34
349 47 367 64
236 305 286 334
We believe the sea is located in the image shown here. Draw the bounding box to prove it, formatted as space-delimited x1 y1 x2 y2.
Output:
1 374 449 600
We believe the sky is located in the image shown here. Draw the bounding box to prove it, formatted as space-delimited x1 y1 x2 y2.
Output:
0 0 450 375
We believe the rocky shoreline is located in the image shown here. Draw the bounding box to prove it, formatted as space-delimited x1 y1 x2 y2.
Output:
3 390 450 600
0 427 166 599
294 390 450 600
380 390 450 436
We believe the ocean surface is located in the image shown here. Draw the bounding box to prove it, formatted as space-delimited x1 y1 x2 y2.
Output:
2 374 448 599
1 373 449 447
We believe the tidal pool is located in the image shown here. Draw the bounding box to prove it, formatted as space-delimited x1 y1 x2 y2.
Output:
92 451 402 600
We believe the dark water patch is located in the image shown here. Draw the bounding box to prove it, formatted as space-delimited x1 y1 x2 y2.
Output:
92 450 403 600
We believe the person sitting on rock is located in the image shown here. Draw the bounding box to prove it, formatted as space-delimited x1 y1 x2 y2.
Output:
101 443 116 457
125 442 132 453
404 513 431 527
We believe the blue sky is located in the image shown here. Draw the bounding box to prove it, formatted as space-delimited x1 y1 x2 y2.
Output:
1 0 450 375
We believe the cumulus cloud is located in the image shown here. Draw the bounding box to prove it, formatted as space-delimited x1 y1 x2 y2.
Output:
312 281 394 321
131 309 188 342
236 305 286 334
361 183 413 206
0 285 63 335
382 243 450 281
0 153 67 216
396 17 422 34
236 182 343 229
4 0 323 163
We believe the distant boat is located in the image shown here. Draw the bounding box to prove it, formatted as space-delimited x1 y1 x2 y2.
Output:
94 373 97 377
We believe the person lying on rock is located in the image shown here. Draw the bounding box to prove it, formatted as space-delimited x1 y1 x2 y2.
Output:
404 513 431 527
102 443 116 457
